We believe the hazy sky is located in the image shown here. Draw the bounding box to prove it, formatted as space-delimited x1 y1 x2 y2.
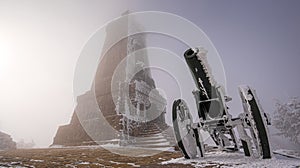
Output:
0 0 299 147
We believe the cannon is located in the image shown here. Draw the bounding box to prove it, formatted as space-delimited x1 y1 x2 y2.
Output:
172 47 272 159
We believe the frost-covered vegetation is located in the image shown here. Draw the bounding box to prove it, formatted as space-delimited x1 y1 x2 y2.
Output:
273 97 300 145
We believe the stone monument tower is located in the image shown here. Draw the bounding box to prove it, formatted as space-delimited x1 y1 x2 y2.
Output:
52 11 173 148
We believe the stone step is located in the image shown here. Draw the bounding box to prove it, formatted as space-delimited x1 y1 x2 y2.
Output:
133 141 170 146
133 134 165 140
134 138 167 143
133 143 171 149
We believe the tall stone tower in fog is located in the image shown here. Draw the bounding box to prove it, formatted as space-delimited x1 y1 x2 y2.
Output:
52 11 172 147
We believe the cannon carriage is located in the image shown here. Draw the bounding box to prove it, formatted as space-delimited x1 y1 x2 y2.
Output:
172 47 272 159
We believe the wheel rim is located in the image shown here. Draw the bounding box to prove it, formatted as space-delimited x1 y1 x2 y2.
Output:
172 99 198 159
239 86 271 159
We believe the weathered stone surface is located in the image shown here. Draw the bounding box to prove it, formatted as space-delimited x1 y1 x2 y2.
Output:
0 131 16 150
52 111 96 146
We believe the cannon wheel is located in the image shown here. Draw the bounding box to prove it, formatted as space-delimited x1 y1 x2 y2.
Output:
172 99 204 159
239 86 271 159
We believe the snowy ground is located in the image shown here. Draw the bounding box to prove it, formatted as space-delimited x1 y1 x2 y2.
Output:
0 146 299 167
0 146 184 167
162 150 300 168
274 149 300 159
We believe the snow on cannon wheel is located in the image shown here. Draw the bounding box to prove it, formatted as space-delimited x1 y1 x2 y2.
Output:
172 99 204 159
239 86 271 159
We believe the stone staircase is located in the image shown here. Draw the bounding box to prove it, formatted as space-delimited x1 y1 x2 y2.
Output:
122 121 176 150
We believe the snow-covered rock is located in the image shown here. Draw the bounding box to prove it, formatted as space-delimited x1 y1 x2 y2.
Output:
0 131 16 150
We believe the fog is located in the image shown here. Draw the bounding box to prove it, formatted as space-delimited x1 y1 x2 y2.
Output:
0 0 300 147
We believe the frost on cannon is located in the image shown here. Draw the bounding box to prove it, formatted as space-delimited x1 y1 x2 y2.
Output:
172 47 272 159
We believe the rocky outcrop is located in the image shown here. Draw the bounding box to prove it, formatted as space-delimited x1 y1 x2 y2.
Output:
0 131 16 150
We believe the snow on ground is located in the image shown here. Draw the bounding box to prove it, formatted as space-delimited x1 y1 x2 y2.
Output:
100 143 174 152
162 150 300 168
29 159 44 162
127 162 141 167
274 149 300 159
100 143 176 157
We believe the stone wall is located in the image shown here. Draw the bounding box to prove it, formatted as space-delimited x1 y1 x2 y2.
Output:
52 112 97 146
